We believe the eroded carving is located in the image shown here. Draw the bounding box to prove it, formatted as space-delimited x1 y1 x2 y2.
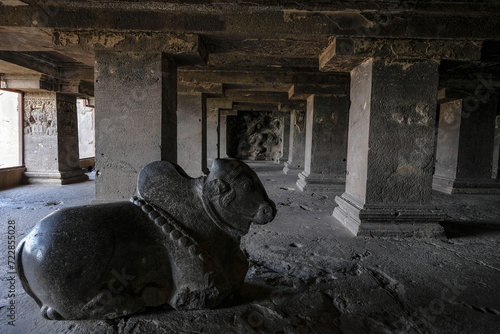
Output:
228 111 283 162
24 93 57 136
16 159 276 320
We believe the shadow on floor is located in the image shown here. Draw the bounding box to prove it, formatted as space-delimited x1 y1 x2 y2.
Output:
441 221 500 238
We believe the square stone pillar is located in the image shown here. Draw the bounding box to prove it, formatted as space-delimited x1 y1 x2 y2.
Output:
493 115 500 179
433 97 499 193
278 111 291 163
94 51 177 201
333 59 445 237
283 109 306 174
23 92 88 184
178 92 203 177
296 94 349 191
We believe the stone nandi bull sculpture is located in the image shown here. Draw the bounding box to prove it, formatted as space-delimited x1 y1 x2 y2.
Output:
16 159 276 320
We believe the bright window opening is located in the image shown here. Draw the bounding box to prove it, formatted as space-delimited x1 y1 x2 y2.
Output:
0 90 22 168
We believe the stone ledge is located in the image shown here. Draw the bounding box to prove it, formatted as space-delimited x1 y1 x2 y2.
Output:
333 193 446 238
433 175 500 194
296 171 345 192
24 170 89 185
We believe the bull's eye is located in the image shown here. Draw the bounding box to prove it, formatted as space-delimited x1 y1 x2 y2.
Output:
242 181 253 191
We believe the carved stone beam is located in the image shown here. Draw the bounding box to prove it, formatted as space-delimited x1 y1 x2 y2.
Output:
53 30 208 66
288 84 348 100
1 73 59 92
320 38 483 72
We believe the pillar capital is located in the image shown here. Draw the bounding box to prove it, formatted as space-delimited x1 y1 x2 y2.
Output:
320 37 482 72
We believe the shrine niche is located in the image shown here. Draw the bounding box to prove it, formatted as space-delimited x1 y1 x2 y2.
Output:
24 93 57 136
227 111 284 162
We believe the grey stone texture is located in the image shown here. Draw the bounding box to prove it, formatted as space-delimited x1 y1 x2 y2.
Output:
16 159 276 320
283 109 306 174
333 59 445 237
278 111 291 163
297 94 349 191
227 111 283 162
494 115 500 179
23 92 88 184
177 93 204 177
3 163 500 334
94 51 177 201
433 98 500 193
204 102 219 173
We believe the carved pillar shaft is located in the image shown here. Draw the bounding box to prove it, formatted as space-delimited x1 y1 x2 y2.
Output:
493 115 500 179
296 94 349 191
218 112 228 159
177 92 204 177
333 58 445 237
279 112 290 163
283 109 306 174
94 51 177 201
433 97 499 193
23 92 88 184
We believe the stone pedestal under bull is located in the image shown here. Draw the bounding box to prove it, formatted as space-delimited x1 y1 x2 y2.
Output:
15 159 276 320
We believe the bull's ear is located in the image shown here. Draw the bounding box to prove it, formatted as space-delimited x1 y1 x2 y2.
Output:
203 179 230 198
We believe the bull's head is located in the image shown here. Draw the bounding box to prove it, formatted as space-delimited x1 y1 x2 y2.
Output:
202 159 276 236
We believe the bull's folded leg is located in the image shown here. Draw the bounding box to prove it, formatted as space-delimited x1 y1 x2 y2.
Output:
79 291 146 319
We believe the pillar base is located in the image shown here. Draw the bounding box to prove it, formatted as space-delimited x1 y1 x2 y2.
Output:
333 194 446 238
433 175 500 194
296 171 345 192
24 170 89 185
283 161 303 175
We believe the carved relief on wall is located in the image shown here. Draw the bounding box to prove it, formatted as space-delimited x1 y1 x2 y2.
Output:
24 93 57 136
227 111 284 162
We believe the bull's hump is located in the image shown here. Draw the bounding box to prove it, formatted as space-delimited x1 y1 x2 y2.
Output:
137 161 191 202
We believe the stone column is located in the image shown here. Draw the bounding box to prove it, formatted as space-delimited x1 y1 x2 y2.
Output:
278 112 290 164
204 105 218 171
333 59 445 237
177 92 203 177
23 92 88 184
94 51 177 201
218 109 236 159
433 96 499 193
493 115 500 179
283 109 306 174
296 94 349 191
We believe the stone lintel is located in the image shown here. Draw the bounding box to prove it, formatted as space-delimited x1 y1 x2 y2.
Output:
288 84 348 100
333 194 445 238
432 175 500 194
207 98 233 111
219 109 238 116
0 51 94 81
232 102 279 112
296 171 345 192
320 38 482 72
2 74 60 92
224 91 290 104
178 70 348 89
178 81 223 95
53 31 208 66
24 170 88 185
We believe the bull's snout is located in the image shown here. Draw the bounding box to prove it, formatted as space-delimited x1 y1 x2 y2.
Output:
256 201 276 224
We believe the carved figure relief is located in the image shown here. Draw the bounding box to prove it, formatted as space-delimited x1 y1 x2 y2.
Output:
228 111 284 162
16 159 276 320
24 94 57 136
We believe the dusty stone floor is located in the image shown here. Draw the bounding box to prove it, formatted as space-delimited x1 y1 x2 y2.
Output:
1 162 500 334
